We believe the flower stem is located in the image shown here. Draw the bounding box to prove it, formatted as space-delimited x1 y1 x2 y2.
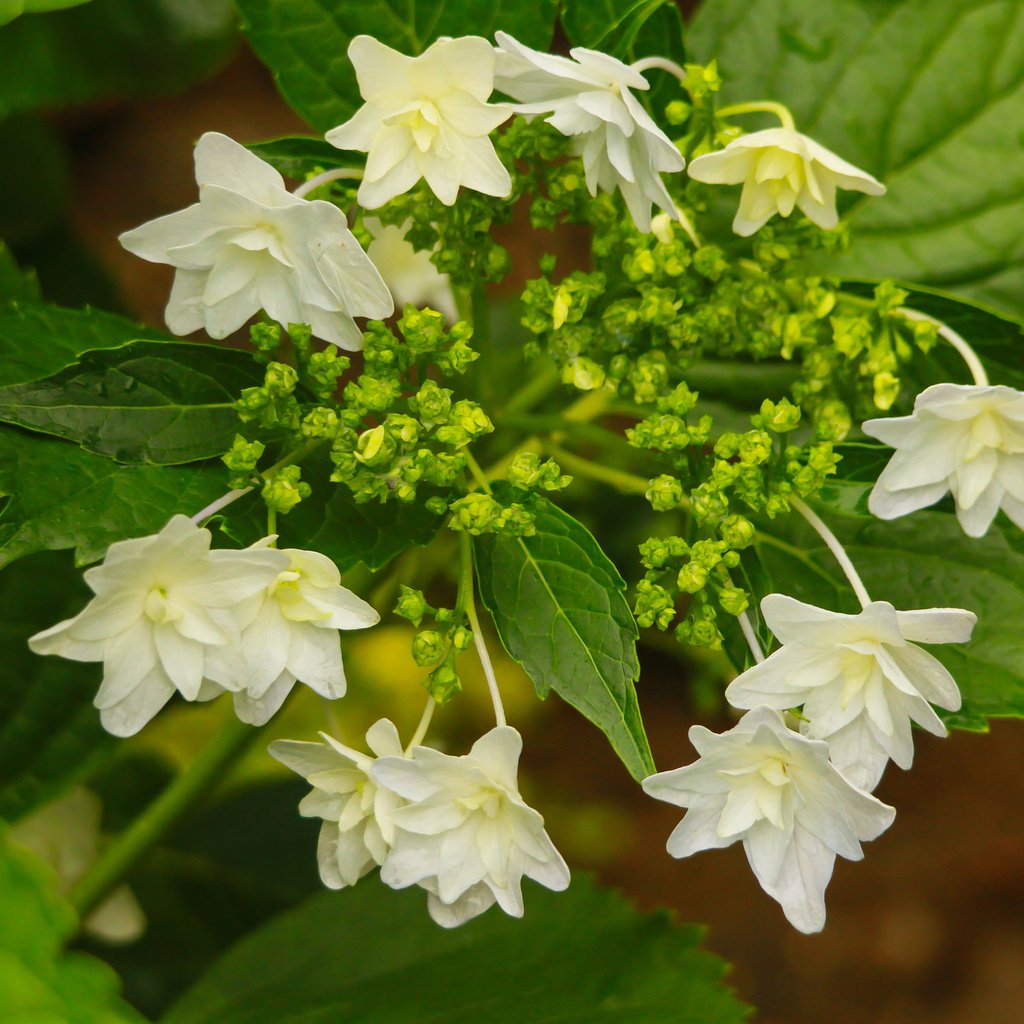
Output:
631 56 686 80
502 363 561 414
458 531 506 728
191 487 252 525
716 101 796 132
898 307 990 387
292 167 363 199
69 716 259 922
789 495 872 608
405 695 436 753
463 449 494 494
547 445 653 499
736 605 766 663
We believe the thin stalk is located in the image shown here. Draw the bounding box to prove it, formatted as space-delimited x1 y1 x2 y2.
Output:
292 167 363 199
459 532 506 727
631 56 686 80
190 487 252 525
547 445 653 498
789 495 872 608
898 307 990 387
70 717 258 921
503 363 561 414
405 696 436 753
463 450 494 494
716 101 796 132
736 607 766 663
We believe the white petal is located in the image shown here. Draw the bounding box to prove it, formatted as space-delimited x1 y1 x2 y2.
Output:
153 625 204 701
287 623 346 698
231 671 294 726
754 822 834 934
193 132 286 203
99 667 176 737
269 738 345 778
895 607 977 645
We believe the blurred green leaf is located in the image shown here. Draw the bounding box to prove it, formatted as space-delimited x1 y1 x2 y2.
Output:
163 875 750 1024
0 242 41 302
0 0 95 27
246 136 348 179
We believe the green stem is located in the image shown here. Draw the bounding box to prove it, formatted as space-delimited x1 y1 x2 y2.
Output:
459 531 506 727
502 363 561 414
463 450 494 494
70 717 259 921
716 100 796 131
547 445 653 498
497 413 637 456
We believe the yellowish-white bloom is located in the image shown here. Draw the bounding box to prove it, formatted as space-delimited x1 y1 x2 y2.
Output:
494 32 685 232
326 36 512 208
269 720 405 888
688 127 885 236
119 132 393 348
364 217 458 322
643 706 895 934
372 726 569 927
28 515 287 737
205 544 379 725
10 788 145 943
863 382 1024 537
725 595 976 792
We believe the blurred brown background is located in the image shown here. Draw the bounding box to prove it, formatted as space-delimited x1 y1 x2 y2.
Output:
40 39 1024 1024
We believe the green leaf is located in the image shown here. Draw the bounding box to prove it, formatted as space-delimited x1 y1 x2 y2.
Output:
0 0 95 27
0 301 169 389
0 836 144 1022
246 135 349 179
235 0 558 132
474 490 654 781
0 550 113 822
163 876 751 1024
688 0 1024 319
0 242 41 303
0 427 234 569
0 340 264 465
0 0 237 120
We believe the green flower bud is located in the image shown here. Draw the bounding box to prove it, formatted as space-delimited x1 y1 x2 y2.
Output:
450 626 473 652
413 629 447 666
262 465 311 515
355 424 396 467
676 562 709 594
718 585 749 616
646 474 684 512
222 435 265 488
719 514 756 550
410 379 453 427
448 493 502 535
562 357 606 392
301 407 340 440
754 397 801 433
250 322 281 360
425 657 461 704
395 586 429 627
634 579 677 630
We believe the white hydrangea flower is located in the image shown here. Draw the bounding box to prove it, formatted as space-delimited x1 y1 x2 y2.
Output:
269 719 406 888
364 217 458 322
28 515 287 737
494 32 685 233
725 595 976 792
643 706 895 933
326 35 512 208
863 382 1024 538
372 726 570 928
10 787 145 944
119 132 393 348
205 544 379 725
688 127 885 236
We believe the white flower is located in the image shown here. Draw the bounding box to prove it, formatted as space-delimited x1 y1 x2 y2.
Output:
688 127 885 236
326 36 512 208
205 544 379 725
364 217 458 322
10 787 145 944
643 706 895 933
28 515 287 737
494 32 685 233
863 382 1024 538
371 726 569 928
725 595 976 792
119 132 393 348
269 719 405 888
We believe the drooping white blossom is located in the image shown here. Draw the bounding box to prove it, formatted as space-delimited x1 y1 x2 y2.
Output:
269 719 406 888
119 132 393 348
364 217 458 322
326 36 512 208
372 726 569 927
688 127 885 236
28 515 287 737
863 382 1024 538
10 787 146 944
643 706 895 933
494 32 685 233
725 595 976 792
205 543 379 725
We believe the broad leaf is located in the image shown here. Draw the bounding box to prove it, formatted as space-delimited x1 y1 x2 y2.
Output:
0 837 144 1022
0 341 263 464
0 0 236 119
235 0 558 132
0 550 113 822
689 0 1024 319
0 1 95 27
163 876 750 1024
0 242 40 302
246 136 348 179
474 490 654 780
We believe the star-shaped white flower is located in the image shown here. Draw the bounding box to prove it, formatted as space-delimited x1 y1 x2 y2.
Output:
494 32 685 233
725 595 976 792
28 515 287 737
371 726 569 927
326 36 512 208
364 217 458 322
119 132 393 348
643 706 895 933
688 127 885 236
863 382 1024 538
205 544 379 725
270 719 406 888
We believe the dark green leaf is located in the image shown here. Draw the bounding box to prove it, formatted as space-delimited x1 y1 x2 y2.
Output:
688 0 1024 319
474 490 654 780
0 427 233 568
246 135 349 179
0 0 237 119
163 876 750 1024
0 114 69 246
0 242 40 302
0 341 263 464
235 0 558 132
